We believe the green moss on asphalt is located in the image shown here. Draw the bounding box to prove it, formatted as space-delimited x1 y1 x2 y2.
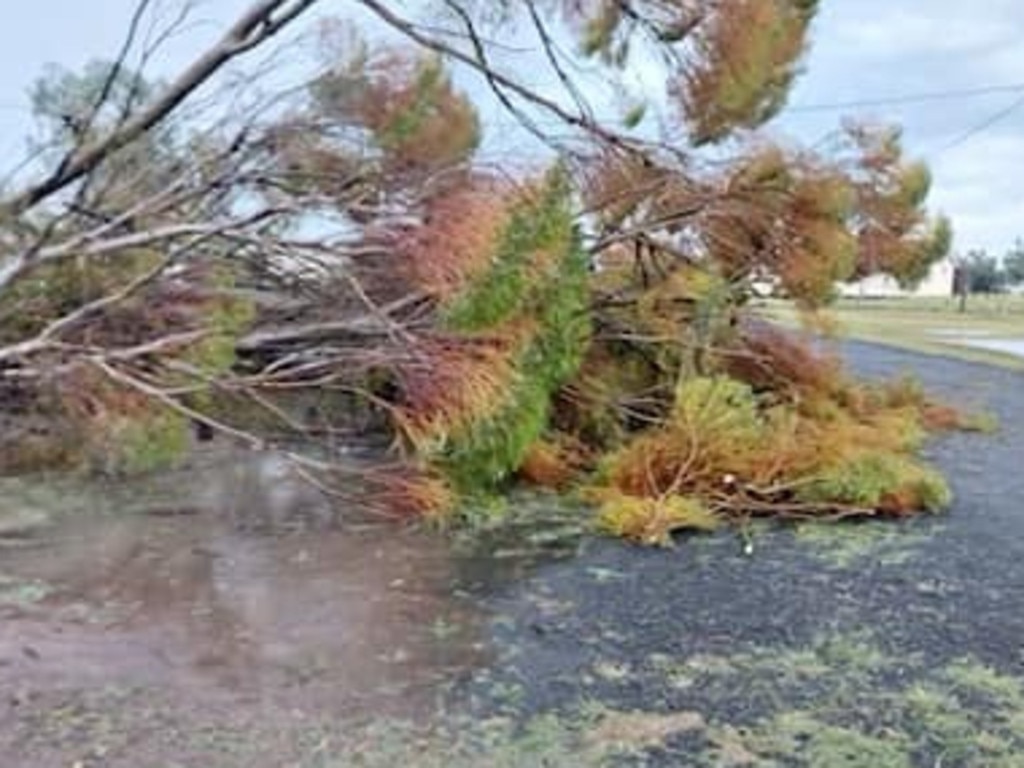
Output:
691 635 1024 768
794 520 938 568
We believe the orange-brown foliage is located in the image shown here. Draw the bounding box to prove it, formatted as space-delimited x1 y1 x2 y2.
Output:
517 436 590 490
315 48 480 172
703 147 856 306
58 365 154 425
582 152 691 228
395 182 510 300
391 335 518 452
675 0 814 144
720 321 844 403
369 465 455 519
841 122 951 285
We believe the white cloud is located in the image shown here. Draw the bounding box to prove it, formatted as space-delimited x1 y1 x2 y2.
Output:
833 10 1010 59
928 133 1024 252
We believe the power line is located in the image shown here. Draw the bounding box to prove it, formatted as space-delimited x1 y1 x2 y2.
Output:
788 82 1024 113
486 81 1024 158
475 82 1024 134
933 92 1024 155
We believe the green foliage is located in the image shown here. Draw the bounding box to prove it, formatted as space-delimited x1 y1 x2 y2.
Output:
181 270 256 413
439 373 553 492
108 273 254 477
580 3 624 59
696 634 1024 767
313 46 480 171
0 251 254 477
435 171 591 494
321 714 593 768
379 56 480 163
622 102 647 129
87 408 191 477
842 123 953 289
963 249 1008 294
593 337 959 529
894 161 931 209
565 346 660 450
2 7 963 542
32 60 152 126
795 520 936 569
602 375 766 500
1004 238 1024 286
798 453 950 512
0 250 161 345
443 171 581 332
30 59 161 157
746 712 911 768
28 59 179 201
672 375 762 441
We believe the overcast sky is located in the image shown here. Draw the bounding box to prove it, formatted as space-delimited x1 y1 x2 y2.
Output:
1 1 1022 255
775 0 1024 256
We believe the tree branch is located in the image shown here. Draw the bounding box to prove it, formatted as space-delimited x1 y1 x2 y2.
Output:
1 0 320 218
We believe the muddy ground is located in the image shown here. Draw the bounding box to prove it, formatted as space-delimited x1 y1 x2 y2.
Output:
1 342 1022 767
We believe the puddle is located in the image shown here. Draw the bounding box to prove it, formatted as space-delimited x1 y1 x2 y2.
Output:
0 452 563 726
927 328 997 338
954 337 1024 358
927 329 1024 358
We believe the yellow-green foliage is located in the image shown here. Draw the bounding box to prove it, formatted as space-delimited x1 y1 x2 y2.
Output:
605 376 767 497
86 409 191 477
188 284 255 374
559 343 664 451
88 274 253 476
631 265 737 375
596 491 719 546
596 366 953 529
180 271 256 414
698 636 1024 767
376 56 481 167
798 453 950 513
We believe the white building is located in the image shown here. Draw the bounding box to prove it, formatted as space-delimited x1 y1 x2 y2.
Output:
838 258 954 299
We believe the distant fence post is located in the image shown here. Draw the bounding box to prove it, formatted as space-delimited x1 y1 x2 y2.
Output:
952 264 969 313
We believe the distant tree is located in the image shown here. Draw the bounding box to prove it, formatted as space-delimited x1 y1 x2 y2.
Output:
31 60 158 146
964 250 1006 294
29 60 187 217
1004 239 1024 286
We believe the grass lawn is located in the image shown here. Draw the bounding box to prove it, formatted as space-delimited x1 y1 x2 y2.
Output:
757 294 1024 370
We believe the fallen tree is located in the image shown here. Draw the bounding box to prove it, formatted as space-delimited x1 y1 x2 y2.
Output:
0 0 969 538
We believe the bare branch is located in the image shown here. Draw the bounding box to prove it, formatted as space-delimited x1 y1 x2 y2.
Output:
1 0 320 217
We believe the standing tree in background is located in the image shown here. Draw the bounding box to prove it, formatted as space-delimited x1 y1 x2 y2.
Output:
28 60 187 210
964 250 1006 295
1004 239 1024 287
